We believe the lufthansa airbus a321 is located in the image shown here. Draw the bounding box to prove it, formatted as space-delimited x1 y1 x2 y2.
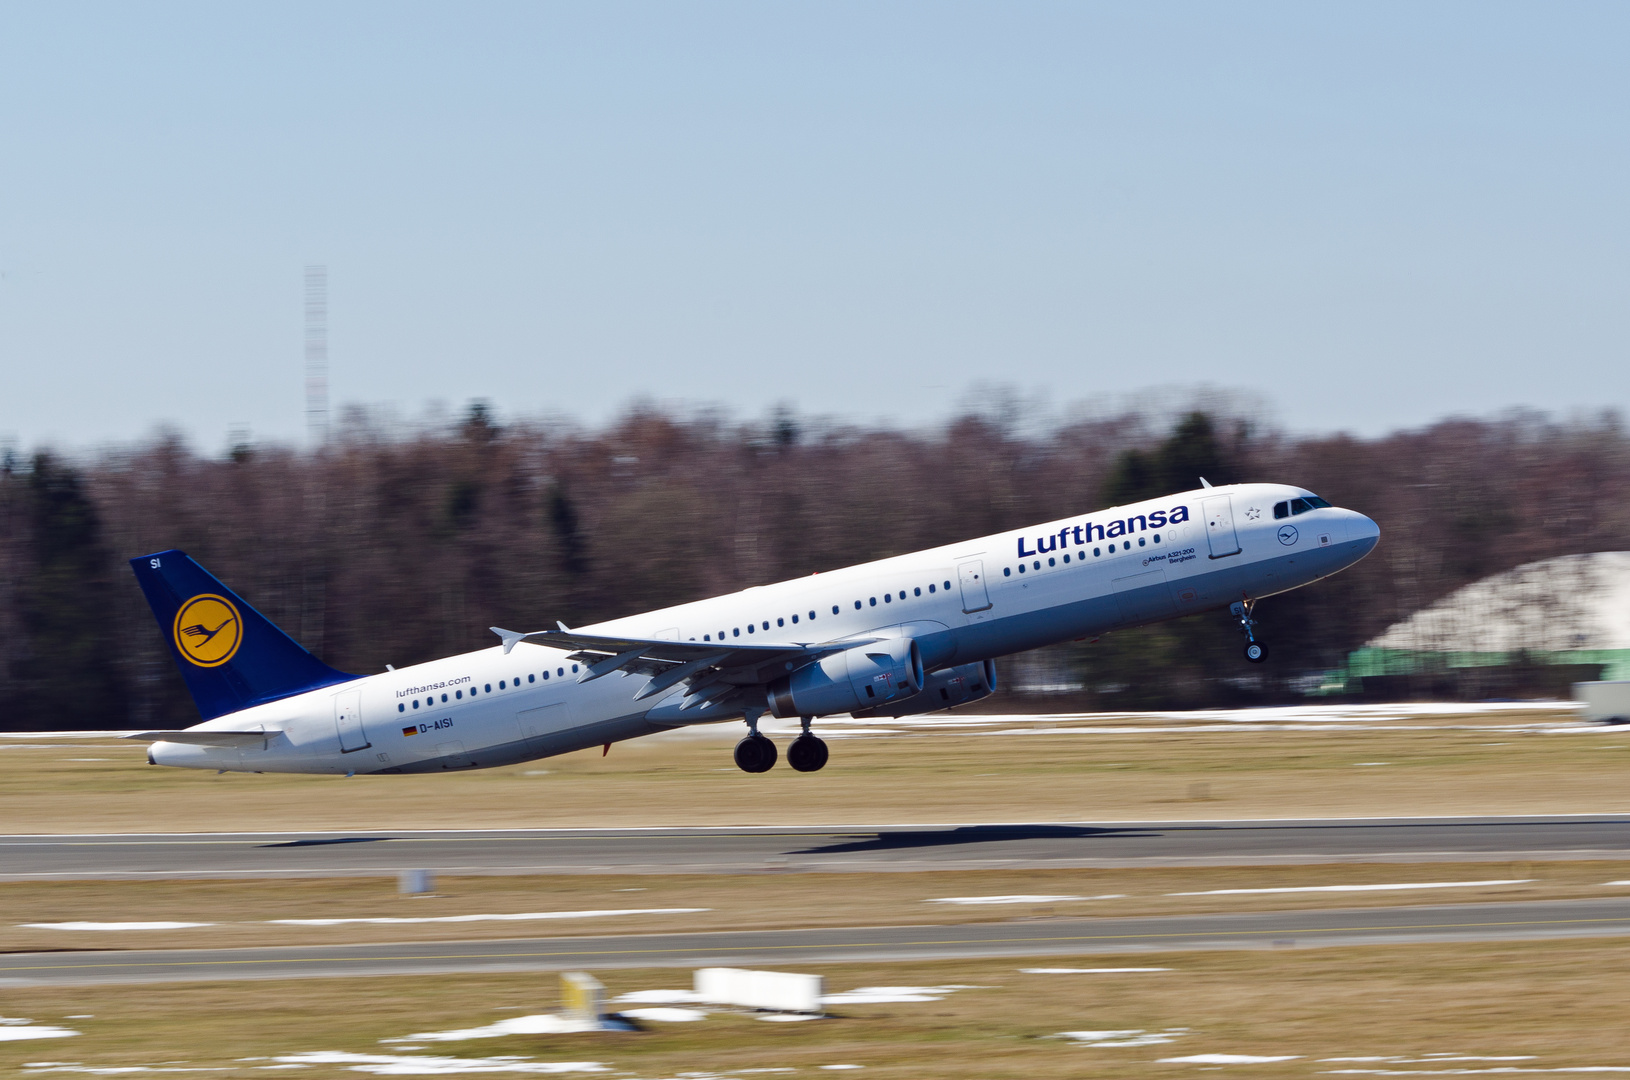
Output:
127 482 1379 775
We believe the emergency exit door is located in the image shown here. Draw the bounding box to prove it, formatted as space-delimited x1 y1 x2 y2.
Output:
1203 495 1242 559
335 689 369 753
958 559 992 613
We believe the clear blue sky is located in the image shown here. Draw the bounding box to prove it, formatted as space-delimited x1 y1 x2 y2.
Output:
1 2 1626 453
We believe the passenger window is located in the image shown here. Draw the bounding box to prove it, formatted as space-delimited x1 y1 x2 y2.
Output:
484 684 491 693
1032 561 1040 570
441 693 448 703
778 617 784 627
1048 557 1055 566
1063 553 1070 563
929 584 936 593
499 680 506 689
542 671 549 680
572 664 578 673
1018 564 1026 574
1004 567 1011 577
528 674 535 683
457 690 463 699
944 580 951 590
884 594 891 603
557 667 564 676
791 615 798 624
762 621 769 630
412 700 420 709
869 597 877 606
1094 547 1101 556
704 634 711 641
899 591 906 600
1274 501 1289 519
733 628 741 637
1138 537 1146 547
398 703 405 712
914 587 921 596
748 624 755 633
1153 533 1160 543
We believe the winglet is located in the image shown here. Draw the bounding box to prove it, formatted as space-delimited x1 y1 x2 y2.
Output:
489 627 539 656
556 620 571 632
1199 477 1213 488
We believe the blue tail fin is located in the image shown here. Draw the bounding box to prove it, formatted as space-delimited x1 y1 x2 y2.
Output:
130 550 357 720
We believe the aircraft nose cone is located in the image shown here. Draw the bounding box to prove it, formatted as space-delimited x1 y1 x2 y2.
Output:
1350 512 1380 554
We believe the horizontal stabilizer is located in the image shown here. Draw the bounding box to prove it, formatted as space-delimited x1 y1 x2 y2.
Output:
122 730 280 747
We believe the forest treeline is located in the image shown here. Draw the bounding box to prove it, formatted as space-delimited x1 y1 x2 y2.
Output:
3 404 1627 730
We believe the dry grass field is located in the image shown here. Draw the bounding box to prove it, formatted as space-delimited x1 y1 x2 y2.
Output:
3 707 1626 833
5 939 1630 1078
0 862 1623 953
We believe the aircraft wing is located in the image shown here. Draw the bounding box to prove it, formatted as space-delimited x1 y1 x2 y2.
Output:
491 626 872 704
122 729 281 746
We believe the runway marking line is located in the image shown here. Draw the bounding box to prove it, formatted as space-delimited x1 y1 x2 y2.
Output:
4 913 1630 975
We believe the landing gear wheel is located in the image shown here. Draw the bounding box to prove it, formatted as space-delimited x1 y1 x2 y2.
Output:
733 734 777 773
787 734 829 773
1244 641 1268 664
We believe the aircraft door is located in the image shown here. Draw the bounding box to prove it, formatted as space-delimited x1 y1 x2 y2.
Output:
334 688 369 753
1202 495 1242 559
957 559 992 614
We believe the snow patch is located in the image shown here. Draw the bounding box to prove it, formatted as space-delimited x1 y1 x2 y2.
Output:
822 985 977 1005
271 1052 607 1074
1059 1029 1186 1047
1161 1054 1299 1064
1169 880 1530 896
924 894 1089 905
1022 967 1168 974
617 1008 705 1023
273 908 705 927
20 922 211 931
610 990 706 1005
0 1016 79 1041
384 1016 604 1042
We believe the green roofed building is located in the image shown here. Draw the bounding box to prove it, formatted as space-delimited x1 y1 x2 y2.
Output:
1333 552 1630 698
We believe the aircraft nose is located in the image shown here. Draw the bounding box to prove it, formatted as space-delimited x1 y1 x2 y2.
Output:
1348 512 1380 554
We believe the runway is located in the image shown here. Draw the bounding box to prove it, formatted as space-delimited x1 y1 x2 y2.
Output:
3 815 1628 879
3 898 1627 986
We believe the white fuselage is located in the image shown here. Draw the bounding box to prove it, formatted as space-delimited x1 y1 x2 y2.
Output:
150 483 1378 774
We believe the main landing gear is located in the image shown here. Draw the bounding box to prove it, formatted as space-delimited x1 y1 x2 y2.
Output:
1232 599 1269 664
788 715 829 773
733 712 829 774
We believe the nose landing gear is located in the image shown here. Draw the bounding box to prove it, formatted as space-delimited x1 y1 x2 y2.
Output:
1233 599 1269 663
788 715 829 773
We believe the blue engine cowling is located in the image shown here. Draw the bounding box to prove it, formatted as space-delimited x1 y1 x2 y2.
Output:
767 638 924 718
849 658 998 719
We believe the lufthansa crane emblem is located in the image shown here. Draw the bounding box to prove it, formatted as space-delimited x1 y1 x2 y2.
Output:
173 594 243 667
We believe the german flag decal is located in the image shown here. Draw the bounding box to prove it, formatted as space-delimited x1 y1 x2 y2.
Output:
401 726 418 737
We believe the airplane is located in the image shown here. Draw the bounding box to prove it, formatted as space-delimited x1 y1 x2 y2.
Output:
125 481 1379 776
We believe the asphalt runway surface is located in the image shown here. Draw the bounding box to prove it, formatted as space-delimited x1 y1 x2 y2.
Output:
3 816 1629 879
4 898 1628 986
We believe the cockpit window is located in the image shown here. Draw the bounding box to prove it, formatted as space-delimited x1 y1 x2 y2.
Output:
1289 495 1332 516
1273 501 1289 519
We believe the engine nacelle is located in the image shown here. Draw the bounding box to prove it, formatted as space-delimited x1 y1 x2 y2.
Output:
767 638 925 718
850 658 998 719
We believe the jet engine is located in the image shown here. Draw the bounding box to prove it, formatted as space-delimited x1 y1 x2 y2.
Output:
767 638 924 718
850 658 998 719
